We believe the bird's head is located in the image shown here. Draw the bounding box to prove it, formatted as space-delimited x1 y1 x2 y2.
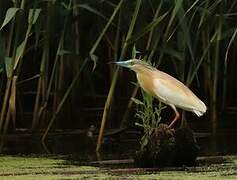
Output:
115 59 154 72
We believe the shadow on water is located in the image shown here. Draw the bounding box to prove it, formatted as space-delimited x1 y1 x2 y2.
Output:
2 126 237 161
1 127 237 179
1 128 140 161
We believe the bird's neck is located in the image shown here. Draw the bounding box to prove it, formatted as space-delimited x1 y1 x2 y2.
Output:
136 71 156 97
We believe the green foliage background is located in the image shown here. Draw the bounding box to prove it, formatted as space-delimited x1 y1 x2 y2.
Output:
0 0 236 152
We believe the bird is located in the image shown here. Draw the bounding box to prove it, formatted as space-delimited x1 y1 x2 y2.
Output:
115 59 207 128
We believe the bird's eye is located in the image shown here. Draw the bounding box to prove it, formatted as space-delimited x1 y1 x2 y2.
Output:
130 61 135 66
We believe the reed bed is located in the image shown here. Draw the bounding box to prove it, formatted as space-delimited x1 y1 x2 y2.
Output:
0 0 236 153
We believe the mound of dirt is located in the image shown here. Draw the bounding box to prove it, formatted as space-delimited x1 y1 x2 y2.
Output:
134 124 199 167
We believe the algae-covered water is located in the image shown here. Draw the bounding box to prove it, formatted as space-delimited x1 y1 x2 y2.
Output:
0 155 236 179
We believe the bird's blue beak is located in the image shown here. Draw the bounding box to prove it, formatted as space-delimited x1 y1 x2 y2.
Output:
115 61 130 68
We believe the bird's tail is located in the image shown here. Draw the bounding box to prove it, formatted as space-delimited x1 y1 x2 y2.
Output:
193 100 207 117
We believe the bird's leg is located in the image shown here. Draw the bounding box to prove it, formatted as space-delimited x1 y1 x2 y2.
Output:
168 105 180 128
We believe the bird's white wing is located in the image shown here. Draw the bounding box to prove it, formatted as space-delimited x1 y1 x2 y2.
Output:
153 78 199 111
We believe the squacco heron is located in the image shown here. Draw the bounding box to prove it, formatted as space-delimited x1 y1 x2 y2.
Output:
116 59 207 128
